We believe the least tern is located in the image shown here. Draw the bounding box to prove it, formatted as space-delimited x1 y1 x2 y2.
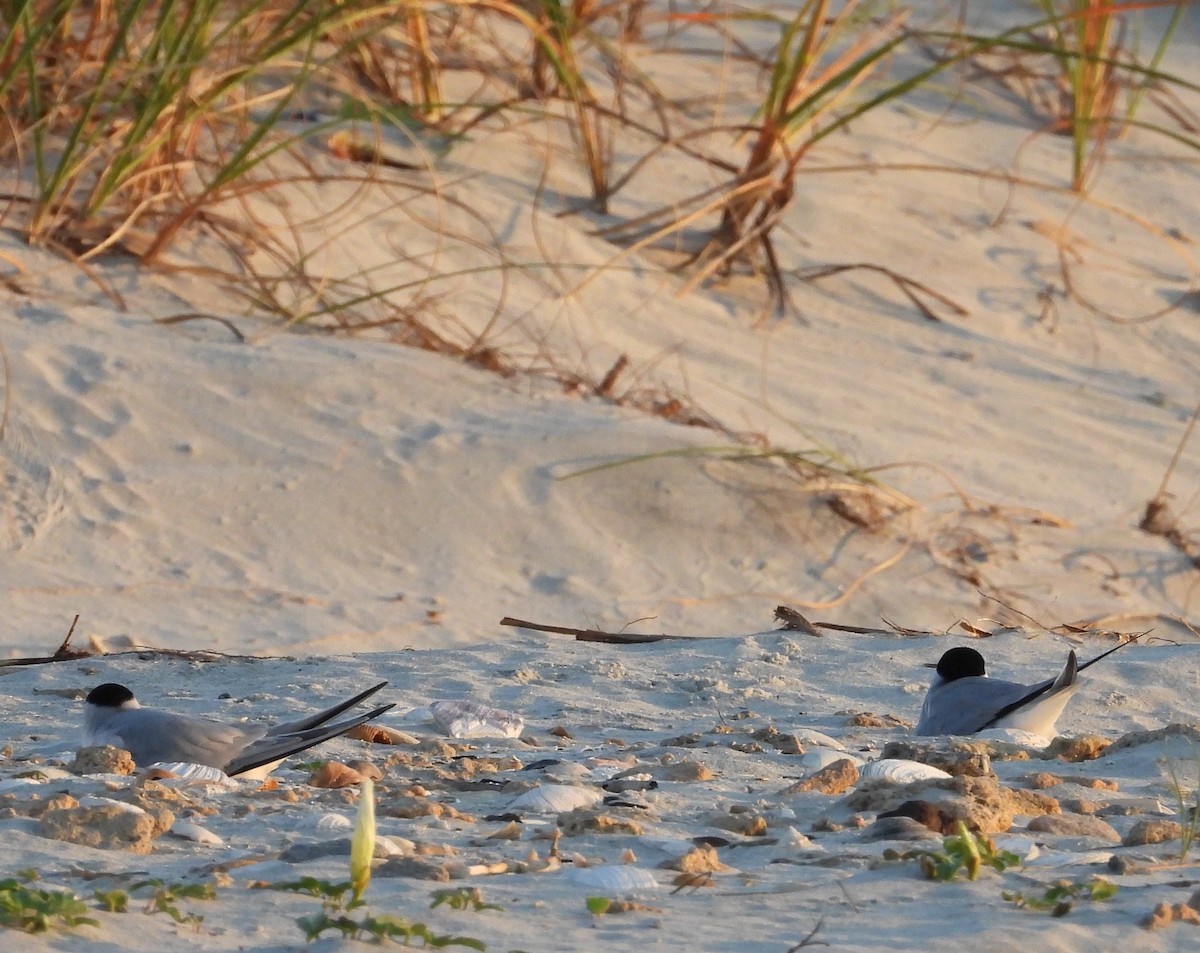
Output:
916 642 1128 739
83 680 393 777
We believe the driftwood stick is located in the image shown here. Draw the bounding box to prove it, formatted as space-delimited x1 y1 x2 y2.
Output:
500 616 700 644
0 615 296 667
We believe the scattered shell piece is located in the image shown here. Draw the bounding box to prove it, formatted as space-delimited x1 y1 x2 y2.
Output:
39 801 174 853
880 741 992 778
783 758 860 795
704 811 769 836
566 865 659 893
558 808 643 837
860 759 953 784
1026 813 1120 842
488 820 524 841
1142 901 1200 930
1041 735 1112 762
646 760 713 783
429 700 524 739
347 760 384 781
1123 819 1184 846
170 820 224 845
663 844 730 874
380 795 473 821
309 762 367 788
510 784 603 814
346 723 418 745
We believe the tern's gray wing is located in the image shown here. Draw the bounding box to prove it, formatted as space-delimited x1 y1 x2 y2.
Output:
267 681 389 736
225 702 395 777
92 708 268 768
916 676 1050 735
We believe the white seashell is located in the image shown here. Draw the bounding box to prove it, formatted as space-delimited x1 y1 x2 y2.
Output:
170 820 224 846
859 759 952 783
800 748 865 771
566 866 659 892
315 813 353 832
147 762 237 787
792 729 847 750
429 700 524 739
542 762 595 782
77 796 146 815
509 784 603 813
786 826 820 849
375 835 412 857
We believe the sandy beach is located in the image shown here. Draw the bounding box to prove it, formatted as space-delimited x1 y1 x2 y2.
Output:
1 0 1199 949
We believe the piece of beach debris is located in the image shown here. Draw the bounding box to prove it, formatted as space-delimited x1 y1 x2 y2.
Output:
381 795 474 821
1107 723 1200 752
640 759 713 783
487 820 524 841
751 726 805 754
1041 735 1112 762
375 857 454 881
39 798 174 853
1026 813 1120 841
308 761 367 788
704 810 769 836
510 784 603 814
881 741 993 778
783 759 860 795
1024 771 1063 789
71 744 135 776
1142 901 1200 931
429 699 524 739
1123 819 1184 846
877 800 959 835
558 808 644 837
846 776 1060 835
845 712 905 729
663 844 731 874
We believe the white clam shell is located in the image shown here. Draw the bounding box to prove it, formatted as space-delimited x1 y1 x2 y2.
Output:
429 700 524 739
541 762 595 782
800 748 865 771
170 820 224 846
77 795 145 814
147 762 236 787
315 813 353 832
859 759 952 783
509 784 603 813
566 865 659 892
793 729 846 750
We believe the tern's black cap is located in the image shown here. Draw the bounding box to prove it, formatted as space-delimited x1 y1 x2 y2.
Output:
935 647 987 681
86 683 136 707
